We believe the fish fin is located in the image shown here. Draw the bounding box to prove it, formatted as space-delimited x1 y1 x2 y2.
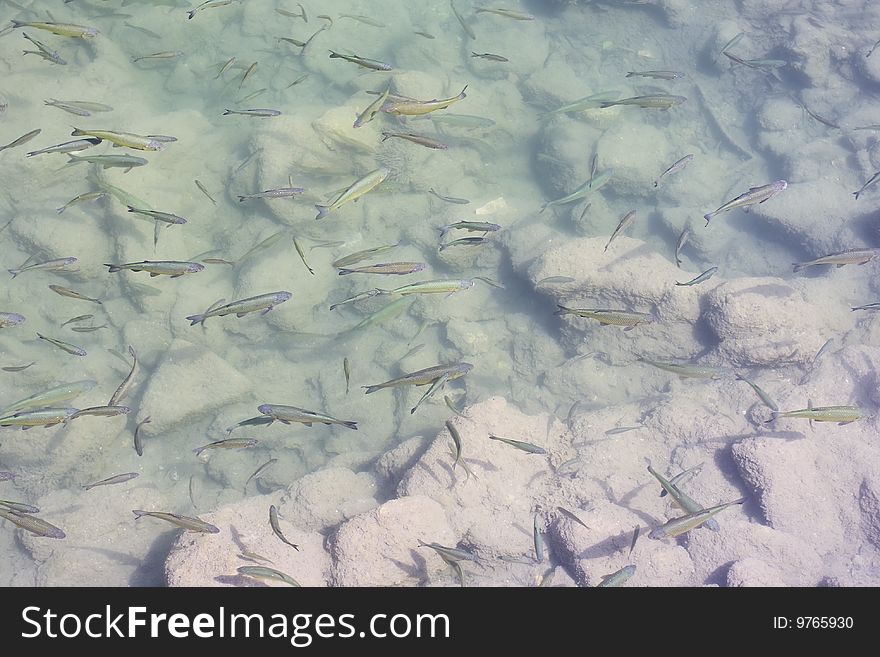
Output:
362 385 380 394
222 109 232 115
187 10 196 19
70 126 85 136
186 314 206 326
132 510 148 519
338 269 353 276
703 213 713 225
342 421 358 430
192 447 204 456
792 263 804 273
314 204 330 220
854 191 861 200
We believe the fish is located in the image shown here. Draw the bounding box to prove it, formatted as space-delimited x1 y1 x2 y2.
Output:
329 288 384 311
277 3 307 21
83 473 139 490
661 464 705 498
770 405 861 424
0 507 65 538
852 302 880 312
792 248 880 272
187 0 235 20
0 380 95 416
447 421 465 476
21 32 66 65
0 312 25 328
43 99 112 116
654 154 694 187
439 237 488 251
722 52 787 70
328 50 392 71
629 526 640 554
109 346 139 406
471 52 509 62
123 22 163 39
476 8 535 20
48 284 102 305
293 237 315 276
382 86 468 116
649 498 746 539
354 87 390 128
488 435 547 454
735 374 778 411
127 206 187 226
10 20 98 38
414 31 435 39
66 153 148 171
106 261 204 277
537 276 575 285
315 167 389 219
626 70 684 80
418 540 477 564
604 210 637 252
555 306 654 330
132 510 220 533
421 113 494 128
244 458 277 493
223 108 281 117
257 404 358 430
70 128 165 151
338 14 384 27
429 189 470 205
801 104 840 129
193 438 258 456
29 138 103 159
338 262 426 276
2 363 35 372
382 279 475 296
237 188 304 201
0 500 35 513
604 426 644 435
674 226 690 268
445 395 467 417
544 91 622 115
133 416 151 456
71 325 108 333
0 128 42 152
36 333 87 357
194 179 216 205
364 362 473 394
0 407 78 429
675 266 718 287
237 565 300 587
333 244 399 269
132 51 183 63
646 462 720 531
70 406 131 420
381 132 448 149
596 565 636 587
55 190 107 213
637 356 724 379
540 168 613 212
868 37 880 58
533 514 544 563
439 221 499 240
186 291 292 325
704 180 788 225
410 372 449 415
237 231 286 264
450 0 475 39
556 506 590 529
342 358 352 394
9 256 77 279
720 32 745 55
269 505 300 551
599 94 687 109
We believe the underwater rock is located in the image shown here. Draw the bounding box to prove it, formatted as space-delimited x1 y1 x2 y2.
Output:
550 499 696 586
165 493 330 587
136 339 253 436
277 467 379 533
732 437 847 555
726 558 786 587
858 474 880 550
596 122 672 199
687 520 823 586
374 435 432 495
330 495 454 586
703 277 844 366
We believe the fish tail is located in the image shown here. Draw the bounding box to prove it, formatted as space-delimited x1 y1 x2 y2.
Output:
554 305 570 316
314 204 330 220
792 263 804 273
438 227 450 240
187 10 196 19
70 127 85 136
132 510 149 519
380 132 391 141
337 269 353 276
342 421 358 430
8 269 20 278
599 101 615 108
105 264 122 273
362 384 382 394
703 212 714 226
237 196 247 202
186 314 206 326
222 109 232 115
192 447 205 455
458 84 468 98
328 50 339 58
853 191 861 200
539 203 548 214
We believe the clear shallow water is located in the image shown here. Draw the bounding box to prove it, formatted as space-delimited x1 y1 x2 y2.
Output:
0 0 878 586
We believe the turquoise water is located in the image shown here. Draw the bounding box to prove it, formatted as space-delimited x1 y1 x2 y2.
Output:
1 0 878 587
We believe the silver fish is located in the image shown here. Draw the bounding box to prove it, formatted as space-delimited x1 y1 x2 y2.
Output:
704 180 787 225
186 291 292 325
654 154 694 187
83 472 139 490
